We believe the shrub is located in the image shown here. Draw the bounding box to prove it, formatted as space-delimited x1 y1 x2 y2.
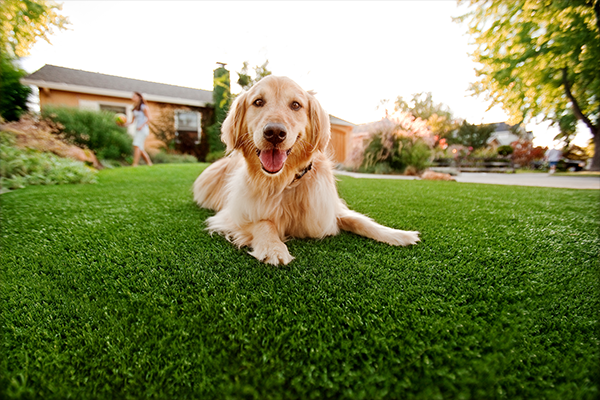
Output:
150 150 198 164
393 137 432 173
42 106 132 160
471 146 498 159
361 134 389 171
360 135 431 174
511 139 546 168
497 145 514 156
205 150 225 163
0 131 97 192
354 112 433 174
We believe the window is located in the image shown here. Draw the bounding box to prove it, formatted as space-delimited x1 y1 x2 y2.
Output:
175 111 201 132
100 104 127 114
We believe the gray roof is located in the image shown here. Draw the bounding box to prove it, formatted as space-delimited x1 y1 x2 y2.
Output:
23 65 213 106
330 115 356 127
485 122 513 132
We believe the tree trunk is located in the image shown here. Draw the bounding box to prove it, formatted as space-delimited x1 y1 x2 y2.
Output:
561 67 600 170
591 128 600 171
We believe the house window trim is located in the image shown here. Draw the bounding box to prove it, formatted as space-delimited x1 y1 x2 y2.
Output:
174 110 202 144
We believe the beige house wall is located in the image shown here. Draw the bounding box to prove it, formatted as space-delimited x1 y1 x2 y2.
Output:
329 124 352 164
39 88 164 116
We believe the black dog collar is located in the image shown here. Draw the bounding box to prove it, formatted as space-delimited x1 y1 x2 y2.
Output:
291 162 313 184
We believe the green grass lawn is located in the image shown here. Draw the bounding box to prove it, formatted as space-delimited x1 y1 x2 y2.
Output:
1 164 599 400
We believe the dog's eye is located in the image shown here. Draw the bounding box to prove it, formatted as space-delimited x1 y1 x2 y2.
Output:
290 101 301 111
253 99 264 107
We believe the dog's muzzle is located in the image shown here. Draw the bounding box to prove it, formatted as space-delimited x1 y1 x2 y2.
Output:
258 123 291 174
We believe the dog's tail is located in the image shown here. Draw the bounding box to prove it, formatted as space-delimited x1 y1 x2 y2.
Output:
193 156 238 211
337 208 420 246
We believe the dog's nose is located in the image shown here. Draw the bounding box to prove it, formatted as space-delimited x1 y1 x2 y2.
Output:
263 123 287 145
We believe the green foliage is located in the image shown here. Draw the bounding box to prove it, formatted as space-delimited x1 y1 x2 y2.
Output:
455 0 600 169
449 120 495 149
1 164 598 398
563 144 590 161
554 111 578 147
206 66 231 155
0 54 31 121
205 150 225 163
237 60 272 91
471 146 498 159
42 106 133 160
0 0 69 58
0 130 97 191
497 145 514 157
389 92 458 142
361 133 431 174
393 137 432 172
150 150 197 164
361 134 388 171
394 92 451 121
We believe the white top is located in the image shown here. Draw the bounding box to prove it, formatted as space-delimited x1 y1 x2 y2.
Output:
133 103 148 129
546 148 562 162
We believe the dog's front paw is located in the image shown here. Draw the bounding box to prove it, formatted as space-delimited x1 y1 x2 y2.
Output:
249 242 295 265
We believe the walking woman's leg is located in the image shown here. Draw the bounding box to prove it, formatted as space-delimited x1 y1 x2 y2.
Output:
133 146 141 166
141 149 153 166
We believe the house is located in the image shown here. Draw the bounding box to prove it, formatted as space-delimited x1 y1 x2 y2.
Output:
329 115 355 164
485 122 533 147
22 64 354 162
21 65 213 157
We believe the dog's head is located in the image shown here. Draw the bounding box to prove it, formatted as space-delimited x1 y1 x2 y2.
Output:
221 76 330 176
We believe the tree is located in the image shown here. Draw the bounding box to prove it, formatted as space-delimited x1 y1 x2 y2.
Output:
0 55 32 121
389 92 459 145
455 0 600 170
449 120 495 150
1 0 69 57
205 65 231 158
236 60 272 91
0 0 69 121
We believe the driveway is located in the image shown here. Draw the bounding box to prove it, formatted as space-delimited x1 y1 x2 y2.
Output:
334 170 600 190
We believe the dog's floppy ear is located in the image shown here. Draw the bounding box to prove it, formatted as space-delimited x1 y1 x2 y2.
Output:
307 93 331 153
221 91 248 153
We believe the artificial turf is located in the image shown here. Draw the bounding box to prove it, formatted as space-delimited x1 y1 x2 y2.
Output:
1 163 599 399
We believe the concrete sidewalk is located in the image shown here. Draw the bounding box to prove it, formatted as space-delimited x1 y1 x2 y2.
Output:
334 170 600 190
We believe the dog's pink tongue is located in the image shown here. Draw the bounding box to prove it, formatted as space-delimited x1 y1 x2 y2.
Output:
259 148 288 173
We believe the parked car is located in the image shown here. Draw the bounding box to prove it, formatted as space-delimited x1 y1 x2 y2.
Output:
558 159 586 172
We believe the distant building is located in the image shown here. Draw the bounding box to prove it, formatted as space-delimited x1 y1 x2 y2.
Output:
22 64 212 157
485 122 533 147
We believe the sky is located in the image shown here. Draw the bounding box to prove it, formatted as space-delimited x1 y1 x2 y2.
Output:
20 1 592 147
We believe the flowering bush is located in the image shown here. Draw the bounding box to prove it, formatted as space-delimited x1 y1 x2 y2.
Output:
348 112 433 174
510 139 546 168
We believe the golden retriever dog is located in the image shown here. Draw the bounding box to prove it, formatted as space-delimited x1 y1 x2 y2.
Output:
193 76 419 265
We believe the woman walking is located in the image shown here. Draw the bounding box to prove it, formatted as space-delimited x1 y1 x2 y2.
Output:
127 92 153 166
